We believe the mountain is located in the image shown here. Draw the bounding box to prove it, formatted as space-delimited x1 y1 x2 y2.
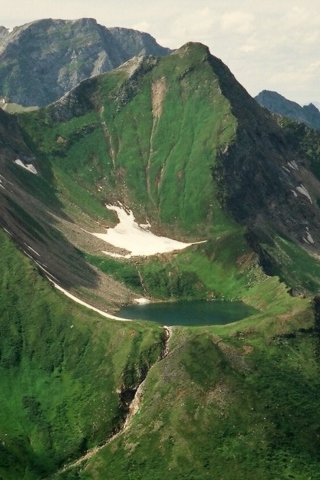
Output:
0 18 171 107
255 89 320 130
0 26 9 40
2 42 320 478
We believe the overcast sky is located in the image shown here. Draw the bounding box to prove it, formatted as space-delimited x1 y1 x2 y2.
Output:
2 0 319 105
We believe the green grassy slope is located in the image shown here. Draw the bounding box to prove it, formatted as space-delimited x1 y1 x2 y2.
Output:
0 230 163 479
2 42 320 480
62 299 320 480
2 225 317 480
16 43 320 303
18 44 236 236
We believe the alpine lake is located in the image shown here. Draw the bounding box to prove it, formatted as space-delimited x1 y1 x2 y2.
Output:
117 300 257 327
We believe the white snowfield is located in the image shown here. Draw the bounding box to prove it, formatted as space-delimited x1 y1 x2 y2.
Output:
92 205 204 257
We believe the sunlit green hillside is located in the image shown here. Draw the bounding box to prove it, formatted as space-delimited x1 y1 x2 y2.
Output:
0 231 163 479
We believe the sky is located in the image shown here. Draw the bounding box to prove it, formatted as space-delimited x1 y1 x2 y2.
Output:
1 0 320 105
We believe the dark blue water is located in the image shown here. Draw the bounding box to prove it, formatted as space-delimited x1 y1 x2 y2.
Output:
117 300 257 326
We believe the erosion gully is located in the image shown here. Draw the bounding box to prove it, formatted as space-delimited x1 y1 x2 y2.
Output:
50 326 172 478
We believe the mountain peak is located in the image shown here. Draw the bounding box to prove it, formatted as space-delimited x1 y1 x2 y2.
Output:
0 18 171 107
304 102 320 113
255 89 320 130
172 41 210 59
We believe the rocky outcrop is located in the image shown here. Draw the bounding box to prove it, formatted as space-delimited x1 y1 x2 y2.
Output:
0 18 171 107
255 90 320 131
199 56 320 248
0 26 9 40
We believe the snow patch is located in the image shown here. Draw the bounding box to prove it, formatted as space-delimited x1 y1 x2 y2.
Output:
23 251 33 260
52 282 131 322
92 205 204 257
306 227 315 244
296 185 312 204
287 161 299 171
135 298 151 305
34 261 58 282
25 243 40 256
102 251 132 259
14 159 37 174
291 189 298 197
282 166 291 173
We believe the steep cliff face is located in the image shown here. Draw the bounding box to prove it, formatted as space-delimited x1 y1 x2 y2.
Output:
0 18 171 107
210 68 320 247
255 90 320 131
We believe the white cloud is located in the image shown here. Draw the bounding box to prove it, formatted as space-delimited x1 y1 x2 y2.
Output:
309 60 320 72
132 21 151 33
221 11 255 35
169 7 218 43
238 44 258 54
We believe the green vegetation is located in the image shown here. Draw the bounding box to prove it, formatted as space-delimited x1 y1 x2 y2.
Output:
66 317 320 480
85 254 142 290
260 233 320 294
278 118 320 181
18 44 236 233
0 231 163 479
2 42 320 480
85 228 265 302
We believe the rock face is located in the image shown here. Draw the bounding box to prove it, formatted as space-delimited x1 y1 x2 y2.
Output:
255 90 320 130
0 26 9 40
0 18 171 107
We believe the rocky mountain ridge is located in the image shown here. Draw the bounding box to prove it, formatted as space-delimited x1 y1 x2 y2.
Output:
255 89 320 130
0 18 171 107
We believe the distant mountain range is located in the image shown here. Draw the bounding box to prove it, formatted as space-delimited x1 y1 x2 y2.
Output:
255 90 320 130
0 18 171 106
